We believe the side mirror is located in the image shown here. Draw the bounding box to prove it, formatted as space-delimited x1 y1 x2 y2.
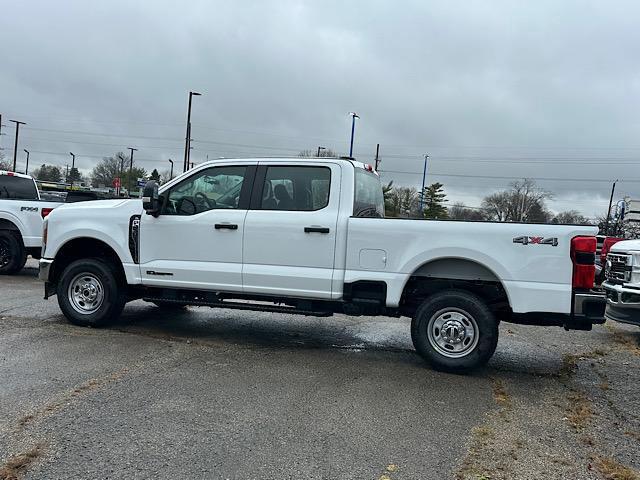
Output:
142 181 160 216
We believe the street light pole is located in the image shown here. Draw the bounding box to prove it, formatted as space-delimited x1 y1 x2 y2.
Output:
183 91 201 172
604 180 618 236
317 146 326 157
23 149 30 175
168 159 174 180
420 154 429 210
9 120 26 172
348 112 359 158
128 147 138 194
69 152 76 188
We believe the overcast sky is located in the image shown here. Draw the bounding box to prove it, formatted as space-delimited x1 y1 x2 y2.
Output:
1 0 639 217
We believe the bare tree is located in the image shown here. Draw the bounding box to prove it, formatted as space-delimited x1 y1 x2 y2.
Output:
482 179 552 223
298 149 337 158
551 210 591 225
0 151 11 171
449 202 487 221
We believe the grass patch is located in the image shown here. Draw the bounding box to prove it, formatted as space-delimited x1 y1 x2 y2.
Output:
566 391 593 431
594 456 640 480
0 444 45 480
491 378 511 409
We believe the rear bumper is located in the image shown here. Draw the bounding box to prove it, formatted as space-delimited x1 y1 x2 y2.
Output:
509 291 605 330
603 281 640 326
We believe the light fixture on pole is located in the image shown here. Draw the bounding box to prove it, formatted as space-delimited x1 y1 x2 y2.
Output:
9 119 26 172
317 146 326 157
69 152 76 188
348 112 359 158
183 91 202 173
128 147 138 193
168 159 174 179
420 154 429 210
23 149 30 175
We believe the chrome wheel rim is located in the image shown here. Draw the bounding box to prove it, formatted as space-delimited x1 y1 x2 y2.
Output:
68 273 104 315
427 307 479 358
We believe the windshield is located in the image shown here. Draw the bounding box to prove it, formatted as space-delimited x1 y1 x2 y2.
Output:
353 169 384 218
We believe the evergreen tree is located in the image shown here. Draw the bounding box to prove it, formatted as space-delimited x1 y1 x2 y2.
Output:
422 182 448 219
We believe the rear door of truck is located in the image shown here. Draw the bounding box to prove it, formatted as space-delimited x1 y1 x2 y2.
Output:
242 162 341 299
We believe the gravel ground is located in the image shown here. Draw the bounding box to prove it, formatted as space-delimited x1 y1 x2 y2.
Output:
1 261 639 479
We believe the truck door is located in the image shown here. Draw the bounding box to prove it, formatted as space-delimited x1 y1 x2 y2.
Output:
138 163 255 291
242 163 340 299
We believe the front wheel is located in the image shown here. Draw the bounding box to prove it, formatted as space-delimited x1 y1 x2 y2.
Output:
57 258 126 327
411 290 498 372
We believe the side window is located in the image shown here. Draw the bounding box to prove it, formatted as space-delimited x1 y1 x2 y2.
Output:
163 166 247 216
259 166 331 211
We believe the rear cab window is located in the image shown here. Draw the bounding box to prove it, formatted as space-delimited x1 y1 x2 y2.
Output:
353 168 384 217
0 173 39 200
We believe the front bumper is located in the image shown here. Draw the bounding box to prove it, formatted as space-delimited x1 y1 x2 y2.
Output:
603 281 640 326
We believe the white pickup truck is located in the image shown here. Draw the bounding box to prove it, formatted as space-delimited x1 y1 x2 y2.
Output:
39 158 605 371
0 170 61 274
603 239 640 326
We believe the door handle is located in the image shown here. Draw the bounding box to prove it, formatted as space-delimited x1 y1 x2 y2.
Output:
304 226 330 234
215 223 238 230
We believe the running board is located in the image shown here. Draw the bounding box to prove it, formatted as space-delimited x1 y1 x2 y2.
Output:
142 297 333 317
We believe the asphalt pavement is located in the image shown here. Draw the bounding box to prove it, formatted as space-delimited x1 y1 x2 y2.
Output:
1 261 639 479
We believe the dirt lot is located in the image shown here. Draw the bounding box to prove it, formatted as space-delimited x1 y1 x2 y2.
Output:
1 262 639 479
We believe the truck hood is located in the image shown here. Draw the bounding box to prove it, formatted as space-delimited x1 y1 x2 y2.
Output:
610 239 640 253
46 198 142 223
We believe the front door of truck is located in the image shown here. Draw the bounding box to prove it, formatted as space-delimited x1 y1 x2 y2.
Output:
242 163 341 299
139 163 255 291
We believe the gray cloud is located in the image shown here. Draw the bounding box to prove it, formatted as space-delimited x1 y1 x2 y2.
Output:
1 0 639 217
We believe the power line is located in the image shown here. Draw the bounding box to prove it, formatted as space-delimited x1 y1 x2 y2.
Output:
378 170 640 184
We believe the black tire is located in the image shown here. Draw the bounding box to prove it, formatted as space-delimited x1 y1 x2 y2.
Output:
0 230 27 275
56 258 126 327
411 290 498 372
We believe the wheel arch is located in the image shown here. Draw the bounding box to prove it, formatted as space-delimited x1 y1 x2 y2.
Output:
400 256 512 318
0 215 25 241
50 237 127 287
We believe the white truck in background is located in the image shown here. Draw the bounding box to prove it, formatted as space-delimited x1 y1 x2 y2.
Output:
39 157 606 371
603 239 640 326
0 171 61 274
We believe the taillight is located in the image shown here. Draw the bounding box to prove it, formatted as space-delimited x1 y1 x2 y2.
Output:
41 208 53 218
571 236 596 289
600 237 623 265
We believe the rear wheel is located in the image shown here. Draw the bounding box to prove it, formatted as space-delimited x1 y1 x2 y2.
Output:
411 290 498 372
0 231 26 275
57 258 126 327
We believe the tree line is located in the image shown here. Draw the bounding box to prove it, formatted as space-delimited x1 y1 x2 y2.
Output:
384 178 594 225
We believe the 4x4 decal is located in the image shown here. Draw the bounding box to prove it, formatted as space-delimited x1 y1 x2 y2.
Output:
513 236 558 246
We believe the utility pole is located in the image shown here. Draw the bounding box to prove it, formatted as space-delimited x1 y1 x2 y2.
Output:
604 180 618 236
348 112 359 158
117 153 125 196
65 164 70 184
420 154 429 210
69 152 76 189
9 120 26 172
128 147 138 192
317 146 326 157
168 159 174 180
183 91 202 173
374 143 380 170
23 149 30 175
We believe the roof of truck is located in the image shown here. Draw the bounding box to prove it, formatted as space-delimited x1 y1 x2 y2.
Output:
0 170 34 180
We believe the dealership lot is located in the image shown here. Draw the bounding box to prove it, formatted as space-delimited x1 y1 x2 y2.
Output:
1 262 639 479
